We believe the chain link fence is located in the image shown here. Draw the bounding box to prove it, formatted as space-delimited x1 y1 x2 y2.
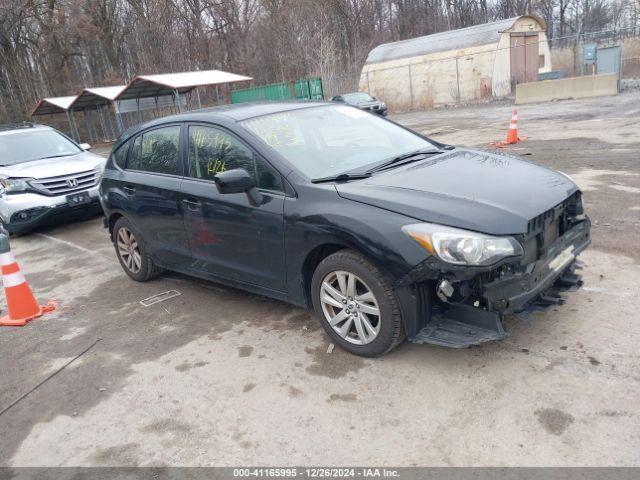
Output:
548 28 640 81
322 74 363 100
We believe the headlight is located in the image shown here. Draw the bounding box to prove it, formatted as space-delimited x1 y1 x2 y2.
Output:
96 164 106 181
0 177 34 194
402 223 523 266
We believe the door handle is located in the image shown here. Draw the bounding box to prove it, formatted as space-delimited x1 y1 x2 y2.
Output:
182 198 201 211
122 185 135 195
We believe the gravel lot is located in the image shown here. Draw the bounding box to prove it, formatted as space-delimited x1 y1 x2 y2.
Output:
1 92 639 467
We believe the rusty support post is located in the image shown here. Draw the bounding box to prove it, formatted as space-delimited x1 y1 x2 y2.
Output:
174 89 182 113
408 64 414 110
455 56 461 103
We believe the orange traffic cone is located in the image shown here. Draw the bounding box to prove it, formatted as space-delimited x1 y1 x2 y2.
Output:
505 109 520 144
0 232 55 326
489 109 526 148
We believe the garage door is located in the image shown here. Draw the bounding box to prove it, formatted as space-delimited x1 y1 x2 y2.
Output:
510 33 539 88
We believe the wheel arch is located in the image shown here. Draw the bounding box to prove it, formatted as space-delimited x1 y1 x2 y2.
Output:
301 243 348 308
107 211 126 240
300 241 400 309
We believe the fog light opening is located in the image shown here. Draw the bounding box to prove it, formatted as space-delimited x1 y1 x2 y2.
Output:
436 279 455 303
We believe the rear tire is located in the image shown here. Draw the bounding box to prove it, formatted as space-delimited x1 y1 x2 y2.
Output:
311 249 404 357
113 217 162 282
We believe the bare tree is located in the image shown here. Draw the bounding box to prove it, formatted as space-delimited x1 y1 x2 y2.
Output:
0 0 636 122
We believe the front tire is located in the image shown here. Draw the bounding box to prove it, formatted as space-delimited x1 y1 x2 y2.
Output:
311 249 404 357
113 217 162 282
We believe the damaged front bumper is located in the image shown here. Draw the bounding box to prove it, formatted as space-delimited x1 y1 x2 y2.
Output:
397 218 591 348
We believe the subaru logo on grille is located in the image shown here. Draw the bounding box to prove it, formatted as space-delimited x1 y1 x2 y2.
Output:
66 178 78 187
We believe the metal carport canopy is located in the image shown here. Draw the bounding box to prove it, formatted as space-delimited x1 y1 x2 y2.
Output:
116 69 252 100
68 85 126 110
31 95 78 116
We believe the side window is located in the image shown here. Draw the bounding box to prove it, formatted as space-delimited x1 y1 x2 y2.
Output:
126 125 181 175
188 126 254 182
255 157 284 193
112 141 129 169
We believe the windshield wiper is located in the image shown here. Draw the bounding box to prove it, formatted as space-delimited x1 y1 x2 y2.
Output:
311 172 372 183
311 148 444 183
38 153 75 160
366 148 443 173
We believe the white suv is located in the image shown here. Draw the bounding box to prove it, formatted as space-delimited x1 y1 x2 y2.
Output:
0 123 106 235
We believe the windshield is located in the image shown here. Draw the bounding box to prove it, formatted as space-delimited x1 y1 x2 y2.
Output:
241 105 436 179
343 93 374 103
0 129 81 166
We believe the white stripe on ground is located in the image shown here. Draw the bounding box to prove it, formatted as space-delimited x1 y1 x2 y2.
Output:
33 232 219 291
35 233 94 254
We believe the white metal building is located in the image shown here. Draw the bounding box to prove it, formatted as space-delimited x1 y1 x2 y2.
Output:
360 16 551 111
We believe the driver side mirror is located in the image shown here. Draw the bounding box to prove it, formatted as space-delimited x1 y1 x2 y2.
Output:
79 143 91 150
214 168 263 206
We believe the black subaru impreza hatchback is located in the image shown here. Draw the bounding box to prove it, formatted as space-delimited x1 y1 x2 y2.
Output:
99 102 590 356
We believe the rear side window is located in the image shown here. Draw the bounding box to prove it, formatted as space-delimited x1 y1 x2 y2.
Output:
127 126 181 175
112 142 129 169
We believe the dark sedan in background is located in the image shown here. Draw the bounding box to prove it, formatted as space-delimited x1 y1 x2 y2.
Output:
99 102 589 357
330 92 388 116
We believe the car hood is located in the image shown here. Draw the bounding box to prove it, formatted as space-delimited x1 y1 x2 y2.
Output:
335 148 579 235
0 151 106 179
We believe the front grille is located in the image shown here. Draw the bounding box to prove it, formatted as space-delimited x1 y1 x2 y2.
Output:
30 170 99 196
527 208 557 236
524 192 581 261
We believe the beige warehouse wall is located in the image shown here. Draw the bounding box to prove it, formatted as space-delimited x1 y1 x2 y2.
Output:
515 73 618 104
539 32 552 73
493 34 513 97
361 15 551 112
361 65 414 111
359 43 499 111
455 50 498 103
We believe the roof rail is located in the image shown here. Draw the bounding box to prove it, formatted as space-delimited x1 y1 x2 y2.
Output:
0 122 37 132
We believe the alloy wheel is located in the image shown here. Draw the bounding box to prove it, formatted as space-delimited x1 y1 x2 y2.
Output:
116 227 142 274
319 270 381 345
